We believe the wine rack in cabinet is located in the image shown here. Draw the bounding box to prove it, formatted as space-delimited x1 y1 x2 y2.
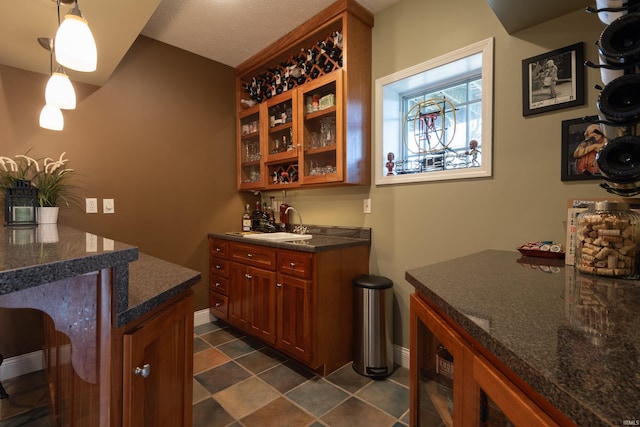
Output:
234 0 373 190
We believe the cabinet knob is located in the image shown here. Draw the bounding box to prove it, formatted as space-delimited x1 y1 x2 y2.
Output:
245 273 253 279
276 283 282 288
134 364 151 378
289 262 296 268
215 302 222 307
247 253 253 259
215 282 221 287
215 264 222 270
216 247 221 252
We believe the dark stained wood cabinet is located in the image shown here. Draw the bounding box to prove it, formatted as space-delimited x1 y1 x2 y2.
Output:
209 236 369 375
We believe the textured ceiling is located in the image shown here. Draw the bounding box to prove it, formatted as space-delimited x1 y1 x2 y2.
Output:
0 0 591 88
0 0 398 88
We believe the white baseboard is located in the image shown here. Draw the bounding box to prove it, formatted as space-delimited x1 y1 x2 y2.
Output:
0 350 43 381
0 309 408 381
194 308 214 327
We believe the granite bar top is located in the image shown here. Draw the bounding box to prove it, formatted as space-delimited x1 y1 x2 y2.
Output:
117 253 201 326
406 250 640 427
209 225 371 252
0 224 200 327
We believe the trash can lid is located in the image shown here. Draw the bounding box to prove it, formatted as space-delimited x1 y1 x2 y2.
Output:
353 274 393 289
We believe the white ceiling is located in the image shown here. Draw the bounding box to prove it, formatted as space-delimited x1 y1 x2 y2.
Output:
0 0 593 88
0 0 398 88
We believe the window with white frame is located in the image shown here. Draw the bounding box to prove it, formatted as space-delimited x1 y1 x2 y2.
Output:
375 38 493 185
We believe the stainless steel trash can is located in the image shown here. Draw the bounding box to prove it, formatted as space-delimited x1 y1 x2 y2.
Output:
353 275 394 378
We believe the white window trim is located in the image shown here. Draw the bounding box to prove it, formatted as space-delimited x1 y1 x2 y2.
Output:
374 38 494 185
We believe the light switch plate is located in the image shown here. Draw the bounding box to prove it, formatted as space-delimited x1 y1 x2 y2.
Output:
364 198 372 214
103 198 115 214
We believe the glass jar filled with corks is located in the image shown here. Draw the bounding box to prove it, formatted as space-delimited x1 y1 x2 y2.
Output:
575 201 640 278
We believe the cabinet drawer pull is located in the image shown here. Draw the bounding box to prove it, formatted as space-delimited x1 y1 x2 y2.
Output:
134 364 151 378
245 273 253 279
247 253 253 259
215 302 222 307
215 264 222 270
216 247 221 252
215 282 221 287
276 283 282 288
289 262 296 268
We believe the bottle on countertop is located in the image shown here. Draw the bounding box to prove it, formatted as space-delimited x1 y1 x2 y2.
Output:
261 202 270 232
242 204 252 232
252 201 262 232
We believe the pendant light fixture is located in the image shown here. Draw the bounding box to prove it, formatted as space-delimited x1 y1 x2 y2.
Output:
54 0 97 72
39 104 64 131
38 37 76 110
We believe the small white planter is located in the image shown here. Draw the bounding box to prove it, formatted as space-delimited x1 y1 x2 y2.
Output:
36 206 59 224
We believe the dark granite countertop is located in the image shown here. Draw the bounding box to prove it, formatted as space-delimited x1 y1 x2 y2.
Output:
0 224 200 327
209 225 371 252
406 250 640 427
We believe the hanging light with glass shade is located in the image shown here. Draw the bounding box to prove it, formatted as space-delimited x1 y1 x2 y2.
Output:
38 37 76 110
54 0 97 72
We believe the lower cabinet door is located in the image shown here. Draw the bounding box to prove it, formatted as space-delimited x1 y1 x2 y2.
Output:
249 266 277 344
122 294 194 427
229 263 251 329
276 274 313 363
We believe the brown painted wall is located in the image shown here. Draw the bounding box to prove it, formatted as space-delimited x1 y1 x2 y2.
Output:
0 35 240 356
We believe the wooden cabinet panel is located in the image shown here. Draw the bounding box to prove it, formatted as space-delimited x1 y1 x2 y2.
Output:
209 291 228 320
210 275 229 295
210 259 229 278
277 274 313 363
209 238 230 259
228 263 252 329
122 294 193 427
231 242 276 270
277 249 312 279
249 267 277 344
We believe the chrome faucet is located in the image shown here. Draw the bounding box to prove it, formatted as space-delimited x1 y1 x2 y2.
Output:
285 206 307 234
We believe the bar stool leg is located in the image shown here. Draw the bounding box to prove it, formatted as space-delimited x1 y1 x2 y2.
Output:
0 354 8 399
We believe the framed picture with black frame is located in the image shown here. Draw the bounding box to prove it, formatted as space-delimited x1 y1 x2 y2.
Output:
561 116 606 181
522 42 585 116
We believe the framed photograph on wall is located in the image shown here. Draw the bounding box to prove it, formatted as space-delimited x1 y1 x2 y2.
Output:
561 116 607 181
522 42 584 116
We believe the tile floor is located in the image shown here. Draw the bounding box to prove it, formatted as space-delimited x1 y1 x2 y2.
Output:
0 319 410 426
193 320 410 427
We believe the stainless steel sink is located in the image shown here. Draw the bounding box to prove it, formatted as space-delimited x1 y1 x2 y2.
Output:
242 232 312 242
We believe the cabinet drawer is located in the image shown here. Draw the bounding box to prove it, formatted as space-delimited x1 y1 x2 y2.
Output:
209 291 228 320
278 250 312 279
231 243 276 270
209 275 229 295
209 237 230 259
210 259 229 278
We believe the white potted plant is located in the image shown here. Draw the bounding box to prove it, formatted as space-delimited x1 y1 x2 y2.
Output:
0 152 79 225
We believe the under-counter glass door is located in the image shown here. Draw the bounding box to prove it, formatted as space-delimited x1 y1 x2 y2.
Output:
410 294 464 427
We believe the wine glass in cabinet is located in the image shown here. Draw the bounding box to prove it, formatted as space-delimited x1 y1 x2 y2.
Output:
265 91 301 188
238 107 263 190
298 72 343 185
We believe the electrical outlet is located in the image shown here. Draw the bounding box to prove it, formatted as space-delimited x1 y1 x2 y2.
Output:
85 233 97 252
364 198 372 214
86 198 98 214
103 198 115 214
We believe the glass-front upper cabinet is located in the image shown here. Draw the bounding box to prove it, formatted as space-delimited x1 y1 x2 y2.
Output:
298 72 343 185
237 107 263 190
264 91 301 189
